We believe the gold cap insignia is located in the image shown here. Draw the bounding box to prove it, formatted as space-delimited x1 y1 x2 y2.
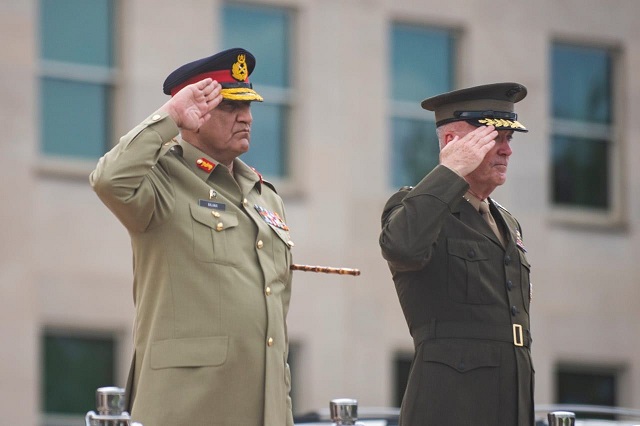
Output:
231 54 248 81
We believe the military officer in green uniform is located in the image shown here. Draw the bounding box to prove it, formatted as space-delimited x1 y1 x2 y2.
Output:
379 83 534 425
90 48 294 426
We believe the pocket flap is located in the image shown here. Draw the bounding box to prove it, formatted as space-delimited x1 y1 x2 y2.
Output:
150 336 228 369
423 340 500 373
447 238 489 261
190 204 238 230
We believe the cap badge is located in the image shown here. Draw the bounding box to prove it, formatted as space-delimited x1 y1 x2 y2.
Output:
231 54 249 82
478 118 526 130
196 158 215 172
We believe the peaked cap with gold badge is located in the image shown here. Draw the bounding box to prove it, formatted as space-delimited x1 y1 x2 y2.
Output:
163 47 263 102
421 82 528 132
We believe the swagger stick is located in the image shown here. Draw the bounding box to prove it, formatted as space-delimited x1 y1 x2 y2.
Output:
290 264 361 276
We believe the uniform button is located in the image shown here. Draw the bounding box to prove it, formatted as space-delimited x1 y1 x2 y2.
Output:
467 249 476 258
151 114 161 121
511 306 519 316
242 198 249 207
458 362 465 371
211 211 220 218
265 286 272 296
287 240 295 247
504 256 512 266
506 280 513 291
216 222 223 231
267 337 274 347
257 240 264 249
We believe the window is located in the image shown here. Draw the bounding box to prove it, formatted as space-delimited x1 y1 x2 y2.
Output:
389 24 455 187
222 3 293 178
550 42 621 225
42 330 117 425
393 351 413 407
38 0 116 161
556 365 618 420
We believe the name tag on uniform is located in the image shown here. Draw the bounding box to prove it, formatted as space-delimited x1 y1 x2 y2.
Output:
199 199 226 211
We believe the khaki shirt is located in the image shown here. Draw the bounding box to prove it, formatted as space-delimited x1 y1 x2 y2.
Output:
90 111 294 426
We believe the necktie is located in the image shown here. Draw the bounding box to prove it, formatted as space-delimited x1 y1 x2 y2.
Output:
478 201 505 246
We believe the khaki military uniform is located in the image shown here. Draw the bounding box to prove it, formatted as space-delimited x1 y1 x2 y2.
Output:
90 111 294 426
380 165 534 426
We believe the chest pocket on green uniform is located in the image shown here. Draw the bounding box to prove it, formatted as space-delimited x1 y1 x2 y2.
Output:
447 238 494 305
190 204 239 265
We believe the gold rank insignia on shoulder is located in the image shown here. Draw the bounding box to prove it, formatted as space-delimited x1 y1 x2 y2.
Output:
196 158 215 172
231 54 248 81
478 118 526 130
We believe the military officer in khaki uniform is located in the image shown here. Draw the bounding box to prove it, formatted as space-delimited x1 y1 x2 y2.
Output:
90 48 294 426
379 83 534 425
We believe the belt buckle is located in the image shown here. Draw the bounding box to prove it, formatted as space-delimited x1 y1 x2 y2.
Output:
513 324 524 347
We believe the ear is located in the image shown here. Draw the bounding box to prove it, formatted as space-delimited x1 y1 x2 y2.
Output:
442 130 457 147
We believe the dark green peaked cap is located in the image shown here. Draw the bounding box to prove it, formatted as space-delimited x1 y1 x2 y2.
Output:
421 82 528 132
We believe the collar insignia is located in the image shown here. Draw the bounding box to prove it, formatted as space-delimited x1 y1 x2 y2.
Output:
196 158 215 172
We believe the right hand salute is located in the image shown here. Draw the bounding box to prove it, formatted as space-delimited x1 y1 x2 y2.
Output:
159 78 223 131
439 125 498 177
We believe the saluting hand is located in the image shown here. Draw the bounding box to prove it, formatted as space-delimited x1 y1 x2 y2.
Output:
159 78 223 132
439 125 498 177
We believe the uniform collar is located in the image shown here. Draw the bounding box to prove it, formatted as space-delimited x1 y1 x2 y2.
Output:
179 139 263 192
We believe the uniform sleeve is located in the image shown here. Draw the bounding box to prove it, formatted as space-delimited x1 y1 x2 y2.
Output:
89 111 180 233
379 165 469 271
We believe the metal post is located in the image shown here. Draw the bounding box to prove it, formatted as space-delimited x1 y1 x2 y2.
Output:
548 411 575 426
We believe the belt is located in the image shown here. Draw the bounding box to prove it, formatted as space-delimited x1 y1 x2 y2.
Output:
412 319 532 348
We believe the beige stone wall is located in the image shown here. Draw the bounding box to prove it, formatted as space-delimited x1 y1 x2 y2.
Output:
2 0 640 423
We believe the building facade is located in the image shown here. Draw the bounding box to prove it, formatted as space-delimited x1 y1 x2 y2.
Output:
2 0 640 424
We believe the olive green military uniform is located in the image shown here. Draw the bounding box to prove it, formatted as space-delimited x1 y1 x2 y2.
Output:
379 165 534 426
90 111 294 426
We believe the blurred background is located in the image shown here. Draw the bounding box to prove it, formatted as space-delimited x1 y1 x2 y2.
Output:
2 0 640 424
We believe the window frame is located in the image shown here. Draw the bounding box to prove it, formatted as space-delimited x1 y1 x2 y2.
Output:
40 327 123 426
387 21 458 188
548 39 625 229
221 1 297 186
36 0 118 179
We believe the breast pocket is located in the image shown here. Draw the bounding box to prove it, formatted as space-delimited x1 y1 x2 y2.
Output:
190 204 239 265
447 238 494 304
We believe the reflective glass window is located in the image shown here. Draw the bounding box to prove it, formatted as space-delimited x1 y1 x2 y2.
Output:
550 43 613 209
223 3 292 178
390 24 455 187
38 0 115 159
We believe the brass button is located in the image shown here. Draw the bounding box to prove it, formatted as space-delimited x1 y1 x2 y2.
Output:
267 337 274 347
216 222 223 231
287 240 295 247
257 240 264 249
151 114 161 121
211 211 220 218
265 286 272 296
242 198 249 207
